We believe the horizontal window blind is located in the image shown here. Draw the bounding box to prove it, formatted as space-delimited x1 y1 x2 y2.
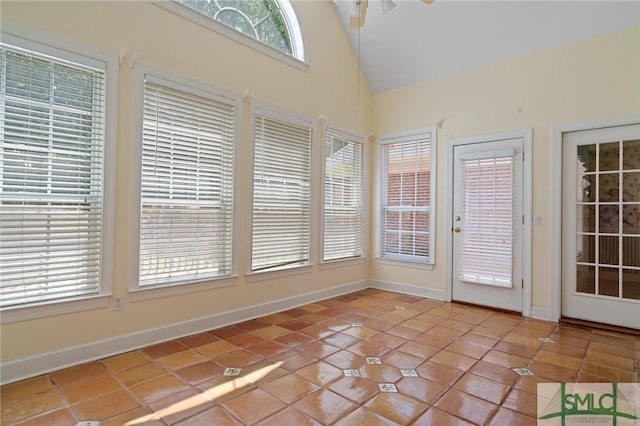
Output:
139 79 235 287
459 155 514 287
323 131 364 261
0 44 106 308
381 135 431 261
251 109 312 272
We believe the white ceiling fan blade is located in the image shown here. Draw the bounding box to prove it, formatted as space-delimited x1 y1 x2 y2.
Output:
348 0 368 29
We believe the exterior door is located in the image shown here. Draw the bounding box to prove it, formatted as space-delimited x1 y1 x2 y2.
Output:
452 138 524 312
562 124 640 329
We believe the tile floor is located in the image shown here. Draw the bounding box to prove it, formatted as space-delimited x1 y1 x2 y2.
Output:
2 289 639 425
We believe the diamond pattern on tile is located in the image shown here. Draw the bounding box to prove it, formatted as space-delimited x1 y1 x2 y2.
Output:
400 369 419 377
512 368 534 376
378 383 398 392
343 369 361 377
223 368 242 376
538 337 555 343
365 357 382 365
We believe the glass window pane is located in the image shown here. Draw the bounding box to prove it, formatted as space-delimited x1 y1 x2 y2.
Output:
577 144 596 173
598 267 619 297
576 264 595 294
622 172 640 202
576 174 596 202
622 269 640 300
599 235 619 265
577 204 595 233
622 139 640 170
577 234 595 263
599 205 619 234
623 205 639 234
599 142 619 171
622 236 640 267
599 173 619 202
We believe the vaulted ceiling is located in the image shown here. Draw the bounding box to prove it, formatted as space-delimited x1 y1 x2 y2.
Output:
331 0 640 93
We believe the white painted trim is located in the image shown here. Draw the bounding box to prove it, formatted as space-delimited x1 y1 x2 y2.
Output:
370 280 445 301
550 114 640 323
1 280 370 385
530 305 552 322
445 129 532 315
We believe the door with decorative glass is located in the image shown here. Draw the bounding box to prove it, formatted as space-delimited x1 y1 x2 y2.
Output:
562 124 640 329
452 138 524 312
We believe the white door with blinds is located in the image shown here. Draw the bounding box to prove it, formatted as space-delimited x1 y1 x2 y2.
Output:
452 138 524 312
561 124 640 329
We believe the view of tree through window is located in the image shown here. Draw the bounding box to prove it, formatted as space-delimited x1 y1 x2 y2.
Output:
177 0 293 55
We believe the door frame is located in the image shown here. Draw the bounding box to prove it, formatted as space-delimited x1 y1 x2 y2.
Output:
550 114 640 323
445 129 532 316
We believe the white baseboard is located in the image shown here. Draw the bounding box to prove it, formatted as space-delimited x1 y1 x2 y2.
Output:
370 280 446 301
530 305 552 322
1 280 370 385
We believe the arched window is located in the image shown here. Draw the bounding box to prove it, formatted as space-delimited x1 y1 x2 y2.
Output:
164 0 305 65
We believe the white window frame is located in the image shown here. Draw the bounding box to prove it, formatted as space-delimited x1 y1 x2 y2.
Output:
0 22 117 324
321 125 367 267
153 0 307 71
376 126 437 267
129 63 241 301
246 100 316 281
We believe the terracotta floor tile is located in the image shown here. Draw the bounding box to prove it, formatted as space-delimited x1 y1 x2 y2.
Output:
396 340 440 359
469 360 520 386
1 376 53 404
178 332 220 348
176 361 226 384
395 377 447 404
453 373 510 404
72 389 140 421
458 332 500 348
493 341 540 358
236 319 272 331
385 325 423 340
534 349 583 370
214 349 263 368
279 319 312 331
13 408 76 426
528 360 579 382
588 341 635 361
158 348 209 371
270 350 318 372
223 388 287 424
295 389 358 424
483 349 530 368
413 332 455 348
430 350 478 371
246 340 294 358
129 374 192 405
581 361 635 382
173 405 243 425
281 307 311 318
321 332 361 349
416 360 465 386
359 365 403 383
342 325 380 340
262 374 319 404
381 350 424 369
195 340 238 358
226 332 266 348
502 388 537 418
296 361 343 386
49 362 106 387
143 340 189 359
333 407 401 426
256 406 323 426
364 392 428 424
115 362 167 386
446 340 491 359
328 377 379 404
434 388 498 425
317 318 352 332
347 340 392 357
147 388 214 424
324 349 367 370
472 325 512 339
198 376 256 403
541 342 587 358
59 374 122 404
252 325 293 339
297 340 342 359
488 407 537 426
1 391 65 425
363 318 398 332
260 313 293 324
413 406 476 426
210 325 247 339
274 331 315 347
513 374 555 394
99 407 163 426
299 325 336 339
102 350 152 372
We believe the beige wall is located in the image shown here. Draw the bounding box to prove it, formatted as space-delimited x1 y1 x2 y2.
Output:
371 25 640 309
1 0 638 374
0 0 372 364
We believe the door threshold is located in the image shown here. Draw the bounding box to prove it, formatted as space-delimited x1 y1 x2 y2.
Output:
560 317 640 337
452 300 522 316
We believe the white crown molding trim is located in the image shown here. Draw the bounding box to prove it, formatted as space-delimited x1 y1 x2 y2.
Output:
1 280 370 385
370 280 445 301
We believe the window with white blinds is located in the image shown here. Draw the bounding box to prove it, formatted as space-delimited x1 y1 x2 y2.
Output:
323 130 364 262
459 154 514 287
380 129 435 263
138 76 236 288
251 107 312 272
0 43 107 309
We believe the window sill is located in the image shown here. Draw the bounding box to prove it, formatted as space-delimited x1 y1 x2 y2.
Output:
246 264 313 283
0 295 110 324
375 257 434 270
130 276 238 302
320 257 367 270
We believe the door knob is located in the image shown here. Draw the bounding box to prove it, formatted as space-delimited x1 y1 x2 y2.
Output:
454 227 461 233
